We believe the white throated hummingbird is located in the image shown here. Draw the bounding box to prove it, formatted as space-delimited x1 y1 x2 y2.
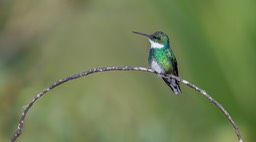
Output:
133 31 182 94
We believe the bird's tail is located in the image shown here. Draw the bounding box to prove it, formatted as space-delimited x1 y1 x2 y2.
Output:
162 77 182 94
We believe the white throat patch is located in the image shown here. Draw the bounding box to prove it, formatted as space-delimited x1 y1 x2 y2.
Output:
149 39 164 49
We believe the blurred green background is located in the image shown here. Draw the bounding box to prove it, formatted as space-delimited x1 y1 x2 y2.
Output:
1 0 255 141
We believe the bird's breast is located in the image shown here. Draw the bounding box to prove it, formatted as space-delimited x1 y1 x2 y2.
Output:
151 59 164 74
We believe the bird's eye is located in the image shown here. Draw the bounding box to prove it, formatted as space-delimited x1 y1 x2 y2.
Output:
154 36 161 40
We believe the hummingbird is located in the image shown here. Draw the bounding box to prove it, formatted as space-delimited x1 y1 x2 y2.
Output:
133 31 182 94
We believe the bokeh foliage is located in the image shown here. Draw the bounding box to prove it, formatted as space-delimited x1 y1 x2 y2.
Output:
0 0 255 141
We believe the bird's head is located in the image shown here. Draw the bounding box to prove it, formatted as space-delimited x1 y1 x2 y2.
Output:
133 31 169 48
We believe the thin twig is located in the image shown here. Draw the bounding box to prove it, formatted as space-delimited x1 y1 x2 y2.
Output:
166 74 243 142
10 66 243 142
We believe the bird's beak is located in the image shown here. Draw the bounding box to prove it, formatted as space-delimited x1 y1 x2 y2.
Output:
132 31 153 39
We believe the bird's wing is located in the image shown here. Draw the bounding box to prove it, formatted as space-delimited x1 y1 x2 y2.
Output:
161 56 182 94
170 56 179 76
